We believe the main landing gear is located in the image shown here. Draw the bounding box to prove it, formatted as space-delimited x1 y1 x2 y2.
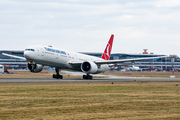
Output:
53 68 63 79
83 73 93 79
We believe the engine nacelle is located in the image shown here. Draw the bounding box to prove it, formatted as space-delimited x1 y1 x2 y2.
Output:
27 63 43 73
81 61 98 74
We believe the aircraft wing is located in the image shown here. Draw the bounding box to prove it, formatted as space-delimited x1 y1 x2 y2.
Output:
69 56 168 66
2 53 26 60
3 52 168 67
94 56 168 65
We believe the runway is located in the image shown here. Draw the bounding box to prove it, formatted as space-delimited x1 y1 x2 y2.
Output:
0 77 180 83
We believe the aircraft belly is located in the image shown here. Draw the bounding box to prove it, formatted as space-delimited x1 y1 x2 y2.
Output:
68 64 81 71
33 58 65 68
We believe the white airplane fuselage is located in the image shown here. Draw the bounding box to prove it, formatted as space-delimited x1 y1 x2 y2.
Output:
24 45 110 74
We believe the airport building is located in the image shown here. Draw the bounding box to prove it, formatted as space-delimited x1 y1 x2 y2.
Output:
0 50 180 71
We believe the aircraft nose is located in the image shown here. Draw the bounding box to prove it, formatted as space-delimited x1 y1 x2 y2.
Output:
24 51 32 60
24 51 28 58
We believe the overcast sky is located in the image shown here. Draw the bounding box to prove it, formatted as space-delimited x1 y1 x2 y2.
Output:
0 0 180 56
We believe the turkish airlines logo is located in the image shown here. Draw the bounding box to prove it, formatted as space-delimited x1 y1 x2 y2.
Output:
102 43 111 60
105 43 111 57
101 34 114 60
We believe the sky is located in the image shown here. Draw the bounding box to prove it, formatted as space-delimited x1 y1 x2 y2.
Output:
0 0 180 56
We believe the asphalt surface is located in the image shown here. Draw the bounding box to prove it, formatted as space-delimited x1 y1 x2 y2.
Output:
0 77 180 83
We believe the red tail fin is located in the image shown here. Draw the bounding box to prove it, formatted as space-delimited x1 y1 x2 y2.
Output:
101 34 114 60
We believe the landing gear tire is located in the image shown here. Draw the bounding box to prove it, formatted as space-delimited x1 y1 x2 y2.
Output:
53 74 63 79
83 74 93 79
53 68 63 79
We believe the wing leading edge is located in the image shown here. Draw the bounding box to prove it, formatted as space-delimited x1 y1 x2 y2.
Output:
2 53 26 60
69 56 168 65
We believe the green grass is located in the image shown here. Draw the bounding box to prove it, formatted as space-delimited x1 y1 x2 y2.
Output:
0 82 180 119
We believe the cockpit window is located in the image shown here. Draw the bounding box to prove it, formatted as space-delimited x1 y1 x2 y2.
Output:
25 49 35 51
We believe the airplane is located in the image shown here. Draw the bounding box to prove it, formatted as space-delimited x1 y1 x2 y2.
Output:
120 65 142 71
2 34 167 79
129 65 142 71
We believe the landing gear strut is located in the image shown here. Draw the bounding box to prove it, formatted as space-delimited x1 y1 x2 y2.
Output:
53 68 63 79
83 73 93 79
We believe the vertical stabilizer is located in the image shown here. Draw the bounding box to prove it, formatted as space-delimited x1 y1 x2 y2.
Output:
101 34 114 60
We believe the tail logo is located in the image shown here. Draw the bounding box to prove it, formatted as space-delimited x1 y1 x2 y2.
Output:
105 43 111 57
101 34 114 60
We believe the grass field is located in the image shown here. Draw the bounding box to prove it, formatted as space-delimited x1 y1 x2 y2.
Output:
0 82 180 119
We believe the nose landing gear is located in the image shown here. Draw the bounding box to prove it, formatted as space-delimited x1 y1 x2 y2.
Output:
53 68 63 79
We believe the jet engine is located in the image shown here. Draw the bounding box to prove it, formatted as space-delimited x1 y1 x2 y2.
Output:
27 62 43 73
81 61 98 74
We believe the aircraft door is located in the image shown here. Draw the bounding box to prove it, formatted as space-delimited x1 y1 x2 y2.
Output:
41 48 44 56
56 53 59 59
75 55 78 60
37 49 40 56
